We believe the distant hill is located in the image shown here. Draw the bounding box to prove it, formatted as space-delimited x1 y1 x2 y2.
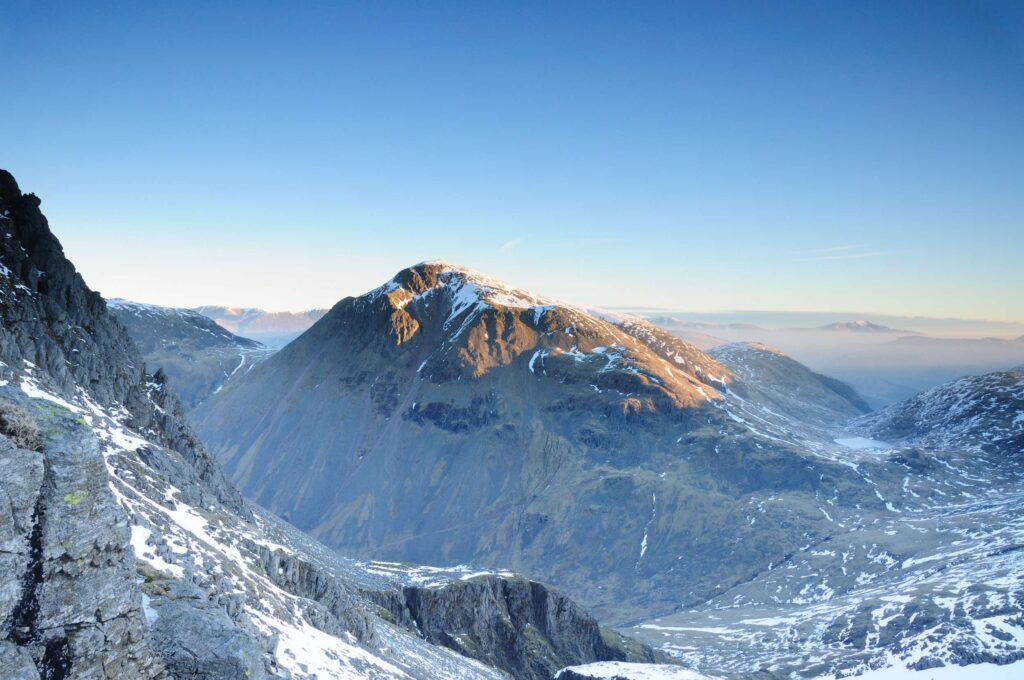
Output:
862 368 1024 454
815 320 913 333
108 299 274 411
193 305 328 347
710 342 872 422
647 316 763 332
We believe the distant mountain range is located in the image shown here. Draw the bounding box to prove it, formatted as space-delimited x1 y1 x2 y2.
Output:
638 310 1024 338
646 317 1024 407
813 320 914 333
645 316 764 332
192 305 327 347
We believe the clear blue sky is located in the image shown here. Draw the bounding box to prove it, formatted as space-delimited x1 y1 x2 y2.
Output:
3 1 1022 320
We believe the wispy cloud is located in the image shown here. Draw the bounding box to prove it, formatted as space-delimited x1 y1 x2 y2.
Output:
499 237 524 254
794 244 894 261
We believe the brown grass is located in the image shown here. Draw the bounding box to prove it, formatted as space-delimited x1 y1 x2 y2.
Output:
0 398 42 451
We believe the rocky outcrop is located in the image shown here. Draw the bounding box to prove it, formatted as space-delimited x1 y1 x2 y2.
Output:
0 400 164 679
248 542 377 645
144 581 266 680
370 575 661 680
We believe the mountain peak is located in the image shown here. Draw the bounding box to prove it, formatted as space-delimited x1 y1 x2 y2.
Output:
329 261 734 409
368 260 565 318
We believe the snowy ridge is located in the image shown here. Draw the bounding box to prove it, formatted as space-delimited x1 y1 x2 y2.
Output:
366 260 567 314
109 297 275 408
109 298 240 341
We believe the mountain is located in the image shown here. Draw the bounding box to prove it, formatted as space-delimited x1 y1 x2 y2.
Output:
710 343 872 424
815 320 911 333
193 306 327 347
195 262 894 626
861 368 1024 454
108 299 275 411
0 171 664 679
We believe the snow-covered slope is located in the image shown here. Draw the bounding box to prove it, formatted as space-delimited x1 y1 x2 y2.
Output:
8 370 504 679
556 661 720 679
626 369 1024 678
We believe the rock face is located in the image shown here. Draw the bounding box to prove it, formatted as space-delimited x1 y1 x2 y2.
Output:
0 171 664 679
0 168 268 679
371 575 661 680
108 299 273 412
191 306 327 348
196 261 882 623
